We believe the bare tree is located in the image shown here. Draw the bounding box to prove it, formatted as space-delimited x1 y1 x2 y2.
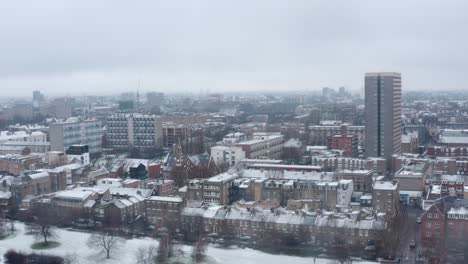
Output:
27 204 59 245
27 221 58 245
380 204 407 260
192 237 207 263
135 245 157 264
87 232 125 259
157 233 172 263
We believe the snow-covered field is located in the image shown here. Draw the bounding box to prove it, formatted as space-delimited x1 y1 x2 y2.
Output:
0 222 376 264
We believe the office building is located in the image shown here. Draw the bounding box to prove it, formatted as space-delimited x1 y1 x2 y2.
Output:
49 117 102 155
106 114 163 150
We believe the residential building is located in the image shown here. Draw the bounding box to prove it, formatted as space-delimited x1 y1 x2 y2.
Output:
0 154 42 176
311 156 387 175
210 145 246 167
237 132 283 159
106 114 163 150
309 124 365 147
328 134 358 157
372 181 399 214
401 132 419 154
336 170 373 192
364 72 402 166
186 172 240 205
145 196 184 228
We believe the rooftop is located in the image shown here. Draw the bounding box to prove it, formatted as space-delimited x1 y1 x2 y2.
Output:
146 196 183 203
373 181 398 191
206 172 239 183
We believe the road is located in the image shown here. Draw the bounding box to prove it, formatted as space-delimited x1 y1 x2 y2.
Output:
398 205 424 264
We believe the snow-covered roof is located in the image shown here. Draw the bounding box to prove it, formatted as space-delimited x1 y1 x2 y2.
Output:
447 206 468 216
439 129 468 144
54 189 94 201
146 196 183 203
28 171 49 180
373 181 398 191
206 172 239 183
0 191 12 199
110 187 152 199
284 138 302 148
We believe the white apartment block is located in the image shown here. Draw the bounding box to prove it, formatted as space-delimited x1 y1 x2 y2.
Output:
210 145 246 167
49 118 102 155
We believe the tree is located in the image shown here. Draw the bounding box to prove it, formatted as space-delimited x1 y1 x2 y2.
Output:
27 204 59 245
191 237 207 263
136 245 157 264
87 232 124 259
27 220 58 245
379 204 407 260
157 233 172 263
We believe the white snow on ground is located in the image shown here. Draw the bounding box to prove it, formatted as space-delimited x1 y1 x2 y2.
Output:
0 222 376 264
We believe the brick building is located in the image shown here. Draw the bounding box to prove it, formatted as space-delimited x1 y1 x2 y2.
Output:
327 134 358 157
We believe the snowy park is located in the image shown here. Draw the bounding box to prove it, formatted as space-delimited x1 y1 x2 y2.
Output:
0 222 376 264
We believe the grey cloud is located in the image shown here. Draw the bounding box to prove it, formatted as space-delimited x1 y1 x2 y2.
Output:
0 0 467 96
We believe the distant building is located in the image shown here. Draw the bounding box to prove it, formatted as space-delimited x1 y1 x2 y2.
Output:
49 118 102 155
48 97 74 118
364 72 402 166
146 92 165 108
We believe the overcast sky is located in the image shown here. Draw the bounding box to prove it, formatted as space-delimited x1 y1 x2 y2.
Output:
1 0 467 97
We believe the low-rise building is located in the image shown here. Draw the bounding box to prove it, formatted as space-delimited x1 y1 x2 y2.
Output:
237 132 283 159
372 181 399 214
145 196 184 228
336 170 373 192
186 172 240 205
210 145 245 167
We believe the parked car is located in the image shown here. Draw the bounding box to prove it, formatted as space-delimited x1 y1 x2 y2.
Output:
416 217 422 223
409 240 417 249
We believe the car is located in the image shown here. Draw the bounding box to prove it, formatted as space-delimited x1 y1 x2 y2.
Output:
417 217 422 223
409 240 416 249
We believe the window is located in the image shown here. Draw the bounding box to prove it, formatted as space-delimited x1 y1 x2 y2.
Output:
427 213 432 219
434 213 439 219
426 231 432 237
426 222 432 228
434 223 440 229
